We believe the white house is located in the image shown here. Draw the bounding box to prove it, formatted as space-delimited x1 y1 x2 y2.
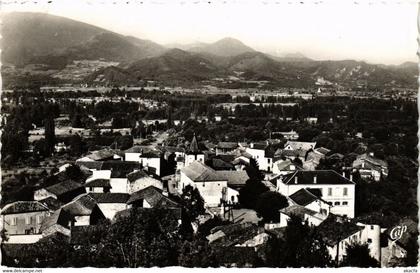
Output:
245 142 274 172
276 170 356 218
317 216 382 264
352 153 388 182
179 161 239 207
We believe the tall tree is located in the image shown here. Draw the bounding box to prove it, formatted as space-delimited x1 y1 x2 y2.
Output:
341 243 379 267
255 191 288 223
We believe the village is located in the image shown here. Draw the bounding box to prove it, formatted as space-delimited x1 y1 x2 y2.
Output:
1 96 417 267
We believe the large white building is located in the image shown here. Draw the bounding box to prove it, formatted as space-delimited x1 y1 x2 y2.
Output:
276 170 356 218
245 142 274 172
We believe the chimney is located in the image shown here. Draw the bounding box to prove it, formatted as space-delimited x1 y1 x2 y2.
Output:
342 171 346 178
369 152 374 157
313 175 317 184
350 173 353 181
294 176 298 184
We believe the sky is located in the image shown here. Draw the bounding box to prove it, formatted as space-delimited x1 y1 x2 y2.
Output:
2 0 418 65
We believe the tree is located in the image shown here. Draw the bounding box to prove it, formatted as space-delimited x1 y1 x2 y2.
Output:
69 133 83 156
178 237 220 267
95 208 183 267
255 191 288 223
296 229 332 267
341 243 379 267
181 185 205 220
245 158 264 181
44 116 55 155
238 179 269 209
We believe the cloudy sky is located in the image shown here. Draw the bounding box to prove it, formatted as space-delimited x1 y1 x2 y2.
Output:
2 0 418 65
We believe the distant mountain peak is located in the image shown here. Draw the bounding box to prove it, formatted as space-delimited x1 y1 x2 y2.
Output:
189 37 255 57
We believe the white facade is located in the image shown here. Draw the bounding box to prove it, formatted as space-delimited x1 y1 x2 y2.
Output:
179 172 227 207
97 203 128 220
185 154 205 167
110 178 129 193
327 223 381 263
245 147 273 172
278 182 355 218
86 170 112 182
139 157 161 176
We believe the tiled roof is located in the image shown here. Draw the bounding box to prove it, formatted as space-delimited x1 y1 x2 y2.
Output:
217 170 249 187
38 197 63 211
75 161 104 170
316 215 364 246
45 180 84 196
126 169 150 182
86 149 119 161
289 188 328 206
284 141 316 151
275 160 303 171
181 161 222 182
84 179 111 188
281 170 355 185
280 205 317 220
208 222 260 247
100 160 141 178
217 142 238 149
61 194 97 216
249 142 269 150
127 186 180 208
40 208 73 232
210 158 234 170
1 201 49 215
88 193 130 204
315 147 331 155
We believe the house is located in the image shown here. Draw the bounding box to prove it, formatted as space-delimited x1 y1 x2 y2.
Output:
61 194 106 226
127 186 180 209
272 159 303 175
316 215 382 264
179 161 239 207
216 142 238 155
76 149 122 162
84 178 111 193
303 147 331 170
39 208 74 238
277 188 331 227
278 205 327 228
276 170 356 218
289 188 331 216
284 141 316 152
245 142 275 172
272 130 299 140
101 161 141 193
352 153 388 181
127 169 163 193
34 180 86 203
124 146 162 176
216 170 250 191
88 193 130 220
1 201 53 243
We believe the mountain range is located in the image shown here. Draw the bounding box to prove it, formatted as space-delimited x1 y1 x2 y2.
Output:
2 12 417 88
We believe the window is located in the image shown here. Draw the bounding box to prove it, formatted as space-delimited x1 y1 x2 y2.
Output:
343 201 348 206
334 201 340 206
11 217 17 226
89 187 93 192
25 216 31 225
367 238 372 243
343 187 348 196
202 183 205 187
267 158 271 164
370 225 374 230
37 215 43 224
328 188 332 196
